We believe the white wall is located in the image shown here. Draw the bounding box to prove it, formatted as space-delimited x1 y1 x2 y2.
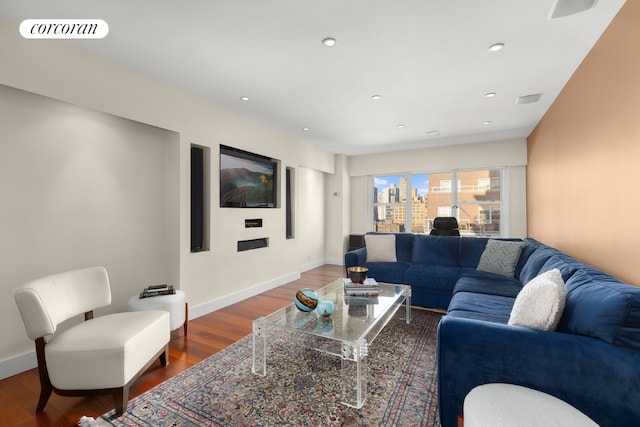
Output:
325 155 351 265
0 16 334 378
0 84 180 375
347 139 528 238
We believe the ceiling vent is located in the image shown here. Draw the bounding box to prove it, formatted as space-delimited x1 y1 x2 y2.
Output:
549 0 598 19
516 93 542 105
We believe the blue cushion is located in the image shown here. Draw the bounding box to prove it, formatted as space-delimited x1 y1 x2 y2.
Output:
539 254 582 282
411 235 460 266
362 261 411 284
455 273 523 298
459 237 490 268
394 233 415 263
514 239 540 277
405 264 460 291
519 246 558 284
559 269 640 350
447 291 515 323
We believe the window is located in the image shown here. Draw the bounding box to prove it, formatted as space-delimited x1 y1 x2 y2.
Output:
370 168 504 236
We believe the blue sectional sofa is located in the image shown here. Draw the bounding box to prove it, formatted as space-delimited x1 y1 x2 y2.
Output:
344 233 640 427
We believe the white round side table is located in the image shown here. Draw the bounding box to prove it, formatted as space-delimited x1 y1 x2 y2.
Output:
128 290 188 336
462 383 598 427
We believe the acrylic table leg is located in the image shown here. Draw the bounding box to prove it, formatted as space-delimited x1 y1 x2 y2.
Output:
341 339 368 408
252 317 267 376
404 288 412 324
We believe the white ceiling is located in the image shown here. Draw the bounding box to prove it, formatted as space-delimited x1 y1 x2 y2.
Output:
0 0 626 155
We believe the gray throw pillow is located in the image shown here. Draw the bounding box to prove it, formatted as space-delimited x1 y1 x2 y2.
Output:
477 239 525 278
365 234 397 262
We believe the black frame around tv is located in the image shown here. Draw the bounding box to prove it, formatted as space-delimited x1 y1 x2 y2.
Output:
219 145 277 208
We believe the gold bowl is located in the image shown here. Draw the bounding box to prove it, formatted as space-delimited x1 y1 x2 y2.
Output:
348 266 369 284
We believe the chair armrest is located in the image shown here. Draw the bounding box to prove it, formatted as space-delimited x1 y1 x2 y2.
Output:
344 247 367 275
437 315 640 427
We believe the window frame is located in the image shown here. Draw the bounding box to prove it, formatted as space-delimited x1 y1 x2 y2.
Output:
367 167 509 237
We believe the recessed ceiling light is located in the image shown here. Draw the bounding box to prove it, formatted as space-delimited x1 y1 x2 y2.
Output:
484 92 497 98
371 94 382 100
322 37 336 47
482 121 492 125
488 43 505 53
302 127 310 131
397 124 405 129
240 96 250 102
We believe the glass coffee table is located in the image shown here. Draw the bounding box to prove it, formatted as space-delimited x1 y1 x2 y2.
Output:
252 278 411 409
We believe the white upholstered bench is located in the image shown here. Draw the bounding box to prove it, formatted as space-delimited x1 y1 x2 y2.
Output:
462 383 598 427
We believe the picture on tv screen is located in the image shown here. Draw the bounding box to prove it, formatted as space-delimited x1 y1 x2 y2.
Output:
220 145 277 208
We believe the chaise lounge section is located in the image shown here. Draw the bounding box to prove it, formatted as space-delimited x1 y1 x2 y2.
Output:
344 233 640 427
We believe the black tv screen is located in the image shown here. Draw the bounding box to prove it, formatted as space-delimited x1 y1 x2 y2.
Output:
220 145 277 208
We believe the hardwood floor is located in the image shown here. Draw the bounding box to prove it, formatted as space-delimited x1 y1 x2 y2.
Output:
1 264 345 427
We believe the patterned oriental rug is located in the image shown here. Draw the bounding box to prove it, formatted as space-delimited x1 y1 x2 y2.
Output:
94 309 442 427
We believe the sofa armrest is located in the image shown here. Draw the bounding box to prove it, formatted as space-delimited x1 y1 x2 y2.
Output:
344 247 367 274
437 315 640 427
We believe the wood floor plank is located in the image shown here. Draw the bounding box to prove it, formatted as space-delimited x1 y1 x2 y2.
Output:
1 264 344 427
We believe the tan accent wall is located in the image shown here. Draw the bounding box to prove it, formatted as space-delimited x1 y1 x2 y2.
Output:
527 0 640 286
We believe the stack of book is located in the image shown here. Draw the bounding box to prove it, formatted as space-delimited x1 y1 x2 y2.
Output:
343 277 379 304
139 284 176 299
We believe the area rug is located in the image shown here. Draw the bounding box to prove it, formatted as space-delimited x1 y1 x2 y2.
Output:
95 309 442 426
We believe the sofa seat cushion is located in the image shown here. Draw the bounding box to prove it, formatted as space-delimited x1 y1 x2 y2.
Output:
363 261 412 284
45 310 170 389
447 291 515 324
455 272 523 298
405 264 461 291
559 269 640 350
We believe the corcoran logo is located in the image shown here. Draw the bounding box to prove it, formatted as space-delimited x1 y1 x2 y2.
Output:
19 19 109 39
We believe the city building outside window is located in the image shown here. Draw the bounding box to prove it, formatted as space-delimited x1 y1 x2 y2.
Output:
370 169 504 237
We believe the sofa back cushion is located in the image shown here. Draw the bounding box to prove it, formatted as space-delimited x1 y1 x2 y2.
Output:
519 244 559 284
411 235 459 266
459 237 490 268
559 269 640 351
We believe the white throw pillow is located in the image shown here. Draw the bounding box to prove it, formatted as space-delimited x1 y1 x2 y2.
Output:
508 268 566 331
365 234 397 262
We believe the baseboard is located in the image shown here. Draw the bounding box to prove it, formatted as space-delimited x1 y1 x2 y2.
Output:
324 257 344 266
189 270 302 320
0 350 37 381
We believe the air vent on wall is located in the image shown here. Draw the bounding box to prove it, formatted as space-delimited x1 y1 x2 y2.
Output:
516 93 542 105
549 0 597 19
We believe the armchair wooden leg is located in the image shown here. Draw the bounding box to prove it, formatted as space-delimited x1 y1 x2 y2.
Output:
34 337 53 412
36 382 53 413
184 302 188 336
113 386 129 416
159 343 169 367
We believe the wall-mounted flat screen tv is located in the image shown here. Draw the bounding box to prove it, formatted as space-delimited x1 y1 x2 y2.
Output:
220 145 277 208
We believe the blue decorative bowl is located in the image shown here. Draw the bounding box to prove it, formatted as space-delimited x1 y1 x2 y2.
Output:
294 288 319 312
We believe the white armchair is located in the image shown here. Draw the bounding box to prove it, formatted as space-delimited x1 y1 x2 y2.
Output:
14 266 170 415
